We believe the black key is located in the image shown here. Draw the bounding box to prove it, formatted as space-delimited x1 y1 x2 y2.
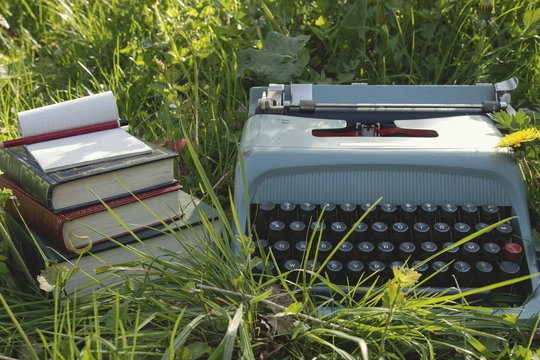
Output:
461 241 480 262
352 222 370 242
329 221 348 245
254 239 269 258
399 241 416 261
474 222 492 244
255 201 276 237
340 203 357 225
268 220 286 242
306 259 321 273
367 260 386 281
474 261 494 285
371 222 389 241
482 242 501 262
283 259 301 282
391 222 410 242
357 241 375 261
420 241 438 259
325 260 344 284
452 261 473 286
400 203 417 223
412 222 431 243
300 202 317 224
460 204 478 225
481 204 499 223
337 241 354 262
294 240 309 260
280 202 297 222
310 221 326 241
412 260 429 279
347 260 365 283
273 240 291 264
420 202 438 223
504 243 523 262
289 221 307 242
377 241 396 261
453 222 471 241
440 203 458 224
317 241 333 260
360 202 376 224
498 260 520 281
254 260 275 276
442 241 459 262
380 203 397 223
494 223 513 244
432 222 451 243
431 260 450 284
320 202 337 223
390 260 405 271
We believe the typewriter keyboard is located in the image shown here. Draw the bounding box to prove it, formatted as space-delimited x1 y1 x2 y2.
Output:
250 201 526 292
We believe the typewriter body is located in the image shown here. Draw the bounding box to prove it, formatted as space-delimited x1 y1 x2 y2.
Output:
233 79 540 321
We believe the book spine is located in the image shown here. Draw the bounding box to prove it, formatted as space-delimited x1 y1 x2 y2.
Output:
0 149 53 208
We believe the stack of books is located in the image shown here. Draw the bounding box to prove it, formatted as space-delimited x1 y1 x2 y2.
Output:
0 92 217 294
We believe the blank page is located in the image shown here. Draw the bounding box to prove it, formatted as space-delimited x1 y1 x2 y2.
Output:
26 128 152 172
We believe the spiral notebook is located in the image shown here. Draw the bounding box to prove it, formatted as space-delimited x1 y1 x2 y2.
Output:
17 92 151 172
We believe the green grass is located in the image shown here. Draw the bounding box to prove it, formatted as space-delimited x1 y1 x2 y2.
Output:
0 0 540 358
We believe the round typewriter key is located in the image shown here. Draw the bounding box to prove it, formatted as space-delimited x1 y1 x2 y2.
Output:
377 241 396 261
347 260 365 283
357 241 375 261
380 203 397 223
329 221 348 245
306 259 321 272
412 260 429 278
420 241 438 259
283 259 301 282
325 260 344 284
498 260 520 281
440 203 458 224
289 221 307 242
399 241 416 260
400 203 417 223
442 242 460 262
337 241 354 262
310 221 326 241
412 222 431 243
318 241 333 260
481 204 499 223
474 261 494 285
474 222 492 243
255 201 276 237
352 222 369 242
420 202 438 223
494 223 513 244
367 260 386 279
320 202 337 223
300 202 317 224
280 202 297 222
433 222 451 243
504 243 523 262
360 202 376 224
273 240 291 264
431 260 450 285
294 241 309 260
461 241 480 262
268 220 286 242
452 261 472 286
254 260 275 276
391 222 410 242
482 242 501 262
340 203 357 225
460 204 478 225
453 222 471 240
371 221 389 241
254 239 269 258
390 260 405 271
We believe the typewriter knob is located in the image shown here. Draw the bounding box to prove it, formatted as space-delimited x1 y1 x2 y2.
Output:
318 241 333 260
357 241 375 261
377 241 396 262
460 204 478 225
371 221 389 241
294 241 309 260
273 240 291 264
268 220 286 242
300 202 317 224
420 202 438 223
400 203 417 223
398 241 416 261
504 243 522 262
310 221 326 241
380 203 397 223
498 260 521 281
420 241 438 259
347 260 365 283
337 241 354 262
481 204 499 223
412 260 429 279
494 223 513 244
283 259 301 283
412 222 431 243
433 222 451 243
320 202 337 223
360 202 376 224
280 202 297 223
482 242 502 262
431 260 450 284
325 260 345 284
390 261 405 271
340 203 357 225
367 260 386 282
452 222 471 240
442 242 460 262
353 222 369 242
452 261 473 286
474 261 494 285
330 221 348 245
474 222 492 243
289 221 307 242
461 241 480 262
306 259 321 273
391 222 410 242
440 203 458 224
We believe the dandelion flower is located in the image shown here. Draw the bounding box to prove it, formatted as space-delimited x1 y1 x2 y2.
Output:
496 128 540 148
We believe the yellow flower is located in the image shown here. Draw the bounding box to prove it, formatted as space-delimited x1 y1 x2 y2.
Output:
496 128 540 148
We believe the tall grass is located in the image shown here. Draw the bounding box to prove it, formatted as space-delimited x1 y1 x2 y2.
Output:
0 0 540 358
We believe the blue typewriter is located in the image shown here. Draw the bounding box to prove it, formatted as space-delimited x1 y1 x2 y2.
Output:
232 79 540 321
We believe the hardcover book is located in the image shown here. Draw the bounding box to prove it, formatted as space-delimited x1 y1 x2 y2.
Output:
0 174 183 253
0 142 179 213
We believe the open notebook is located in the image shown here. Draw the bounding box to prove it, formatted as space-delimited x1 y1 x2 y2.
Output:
17 92 151 172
